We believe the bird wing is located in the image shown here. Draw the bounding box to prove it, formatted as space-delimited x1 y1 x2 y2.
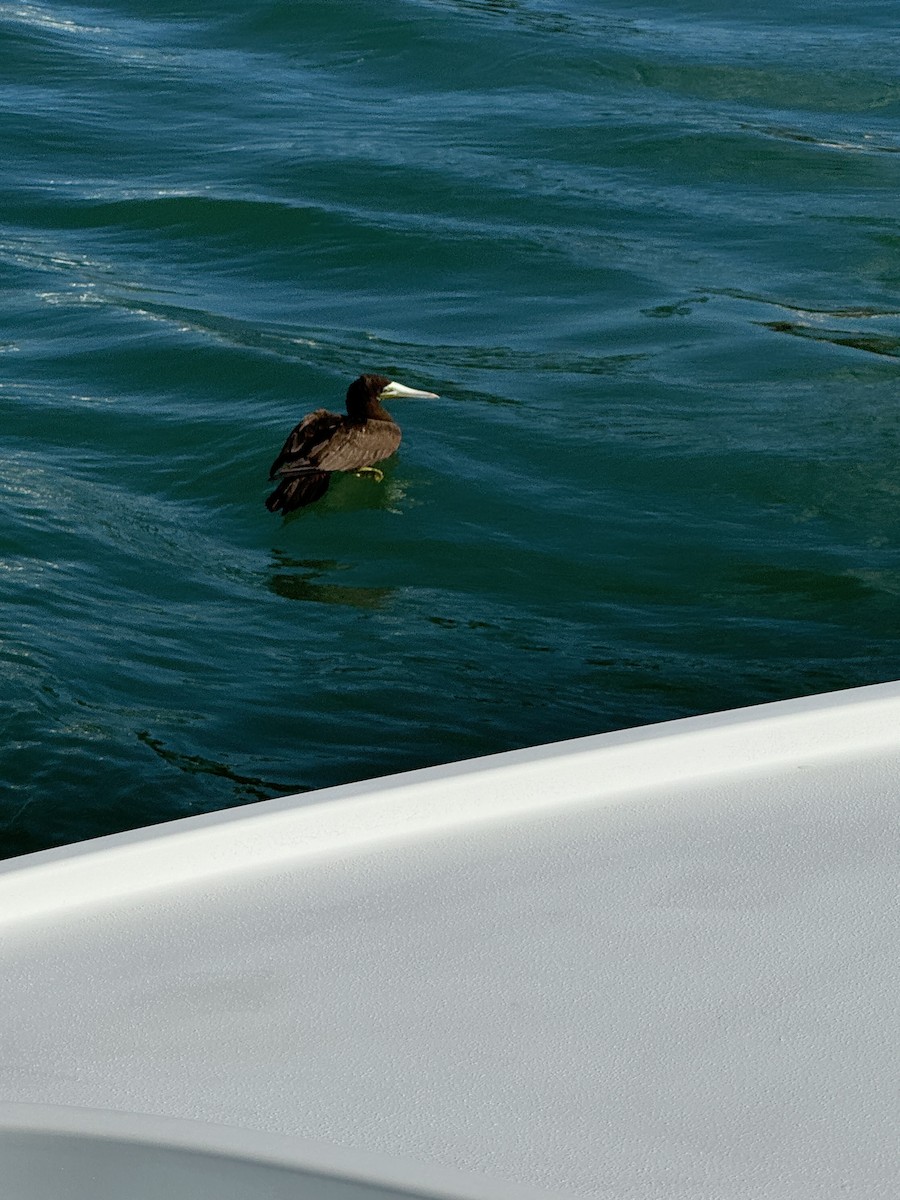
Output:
268 410 342 479
310 419 401 473
270 412 401 477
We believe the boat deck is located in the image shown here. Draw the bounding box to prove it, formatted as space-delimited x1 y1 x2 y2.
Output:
1 683 898 1198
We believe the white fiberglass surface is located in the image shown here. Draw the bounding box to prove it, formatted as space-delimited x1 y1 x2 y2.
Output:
0 1104 553 1200
1 685 899 1199
0 1131 466 1200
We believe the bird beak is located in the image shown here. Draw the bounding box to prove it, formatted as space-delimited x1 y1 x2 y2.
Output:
378 381 439 400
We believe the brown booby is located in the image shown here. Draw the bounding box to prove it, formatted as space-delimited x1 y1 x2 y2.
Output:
265 373 439 514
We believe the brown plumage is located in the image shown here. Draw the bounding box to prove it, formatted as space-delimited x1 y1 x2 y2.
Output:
265 374 439 515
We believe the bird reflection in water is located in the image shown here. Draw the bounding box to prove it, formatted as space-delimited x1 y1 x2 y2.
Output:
267 554 394 609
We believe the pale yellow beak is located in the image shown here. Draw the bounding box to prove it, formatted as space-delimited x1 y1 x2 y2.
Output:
378 381 439 400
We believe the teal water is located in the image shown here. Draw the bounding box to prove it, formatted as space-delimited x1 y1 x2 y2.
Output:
2 0 899 858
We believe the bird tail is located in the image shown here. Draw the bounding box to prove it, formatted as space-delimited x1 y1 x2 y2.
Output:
265 471 330 514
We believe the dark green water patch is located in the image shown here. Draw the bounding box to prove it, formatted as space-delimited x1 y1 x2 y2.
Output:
760 321 900 358
136 731 295 803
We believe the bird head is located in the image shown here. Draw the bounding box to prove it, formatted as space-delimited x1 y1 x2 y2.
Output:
346 374 439 421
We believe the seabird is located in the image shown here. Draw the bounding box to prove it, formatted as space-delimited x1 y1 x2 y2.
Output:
265 373 439 514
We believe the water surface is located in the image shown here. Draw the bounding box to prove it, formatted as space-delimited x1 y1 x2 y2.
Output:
2 0 899 856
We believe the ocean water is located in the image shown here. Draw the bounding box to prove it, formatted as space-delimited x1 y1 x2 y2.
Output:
1 0 898 859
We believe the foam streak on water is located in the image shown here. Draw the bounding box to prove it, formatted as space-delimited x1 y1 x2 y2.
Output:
1 0 899 856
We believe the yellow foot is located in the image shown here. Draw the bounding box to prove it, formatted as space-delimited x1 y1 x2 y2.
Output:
354 467 384 482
